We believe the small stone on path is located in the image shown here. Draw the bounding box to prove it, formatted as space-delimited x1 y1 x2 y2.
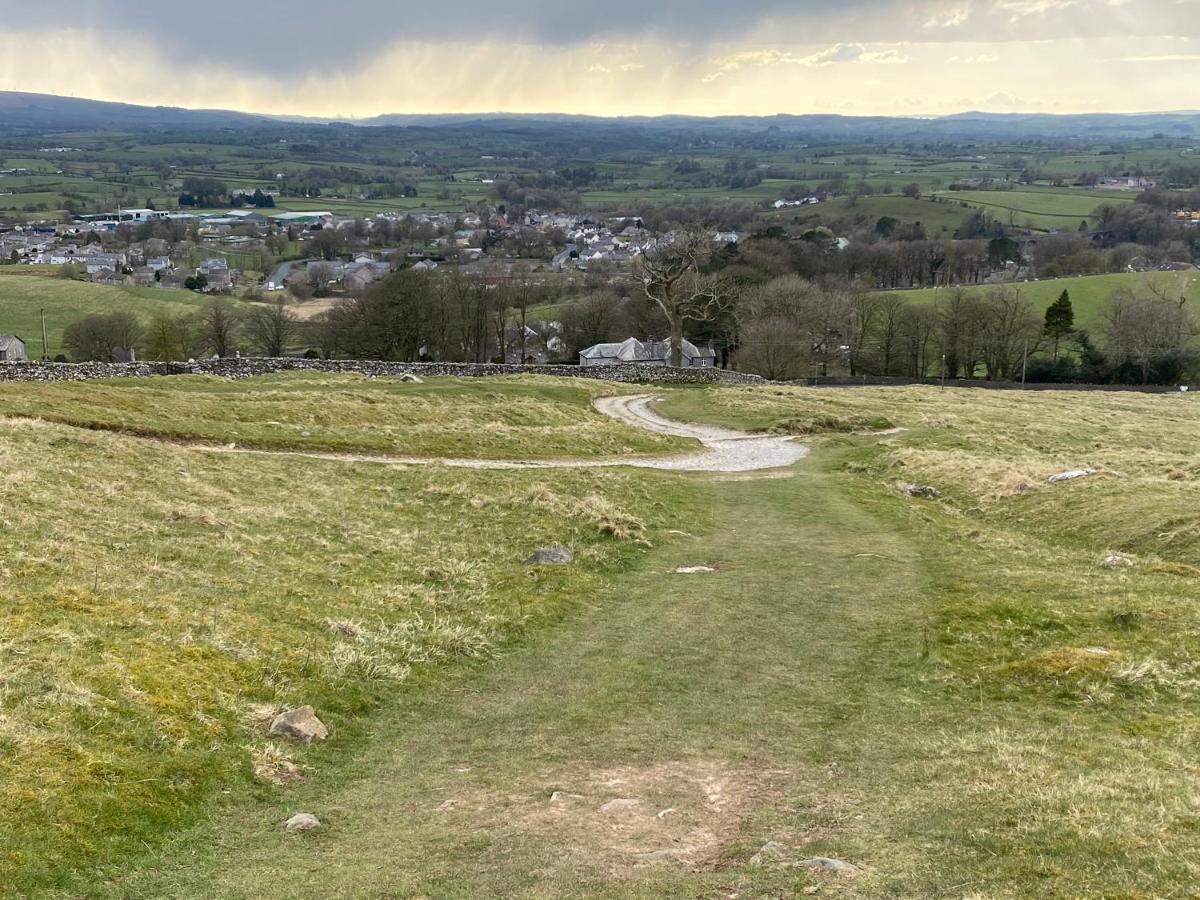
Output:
284 813 321 834
268 706 329 744
525 546 573 566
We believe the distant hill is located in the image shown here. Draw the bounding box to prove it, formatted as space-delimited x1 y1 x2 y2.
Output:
0 91 269 133
1 90 1199 140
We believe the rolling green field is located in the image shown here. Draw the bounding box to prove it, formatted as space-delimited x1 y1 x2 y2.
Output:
0 374 688 459
891 270 1200 334
0 377 679 894
3 377 1194 897
933 187 1134 230
0 274 244 358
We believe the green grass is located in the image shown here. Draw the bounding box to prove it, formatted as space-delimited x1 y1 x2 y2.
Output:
0 379 682 894
10 378 1200 897
933 187 1133 230
53 382 1200 898
890 271 1200 334
0 275 243 359
0 373 691 459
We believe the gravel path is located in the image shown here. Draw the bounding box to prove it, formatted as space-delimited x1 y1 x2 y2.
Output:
196 394 808 474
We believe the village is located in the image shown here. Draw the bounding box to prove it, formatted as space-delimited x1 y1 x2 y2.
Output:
0 204 719 295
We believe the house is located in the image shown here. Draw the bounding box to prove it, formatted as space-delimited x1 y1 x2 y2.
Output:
198 257 232 289
92 268 132 286
579 337 716 369
0 335 27 363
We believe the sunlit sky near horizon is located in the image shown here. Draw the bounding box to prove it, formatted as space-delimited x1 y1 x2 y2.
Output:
1 0 1198 118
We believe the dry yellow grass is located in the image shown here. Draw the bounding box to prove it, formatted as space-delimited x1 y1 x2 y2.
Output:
0 403 678 892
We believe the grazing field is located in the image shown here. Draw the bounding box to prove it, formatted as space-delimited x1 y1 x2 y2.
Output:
0 275 234 359
0 374 690 459
892 270 1200 334
932 187 1133 230
9 379 1191 898
0 376 687 895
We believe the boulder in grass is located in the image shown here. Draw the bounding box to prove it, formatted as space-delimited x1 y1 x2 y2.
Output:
285 813 321 834
269 706 329 744
524 546 574 566
398 373 424 384
1049 469 1094 485
902 484 941 499
799 857 861 876
1103 553 1135 569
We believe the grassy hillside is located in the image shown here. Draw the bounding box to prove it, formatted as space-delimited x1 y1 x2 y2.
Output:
0 373 689 459
0 376 685 894
931 187 1133 230
893 270 1200 334
0 275 236 359
51 381 1200 898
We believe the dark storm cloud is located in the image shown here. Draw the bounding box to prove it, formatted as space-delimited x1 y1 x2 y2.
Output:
6 0 893 70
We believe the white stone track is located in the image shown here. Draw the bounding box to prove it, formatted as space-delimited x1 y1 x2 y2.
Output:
196 394 808 474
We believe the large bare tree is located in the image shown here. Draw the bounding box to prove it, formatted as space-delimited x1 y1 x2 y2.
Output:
635 232 736 367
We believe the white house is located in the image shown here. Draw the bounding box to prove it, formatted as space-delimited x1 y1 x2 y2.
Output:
579 337 716 369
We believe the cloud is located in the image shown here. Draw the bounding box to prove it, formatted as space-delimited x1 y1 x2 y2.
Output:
1120 54 1200 62
0 2 1197 116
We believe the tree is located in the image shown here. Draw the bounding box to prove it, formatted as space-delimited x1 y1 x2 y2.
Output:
310 228 347 262
197 299 240 358
63 313 143 362
902 183 922 199
635 232 737 367
244 298 299 357
979 288 1043 381
737 316 807 380
1103 288 1194 384
1044 290 1075 361
143 311 189 361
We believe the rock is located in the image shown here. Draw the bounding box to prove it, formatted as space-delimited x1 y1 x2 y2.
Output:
675 566 716 575
1049 469 1095 484
599 798 641 814
268 706 329 744
799 857 861 875
524 545 574 566
902 484 941 499
398 373 424 384
751 841 788 865
1103 553 1135 569
550 791 583 803
284 813 321 834
656 808 676 819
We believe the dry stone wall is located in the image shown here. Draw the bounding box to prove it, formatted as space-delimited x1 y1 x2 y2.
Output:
0 358 765 386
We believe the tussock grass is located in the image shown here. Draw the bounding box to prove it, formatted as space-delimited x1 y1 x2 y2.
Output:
0 373 690 460
0 408 673 892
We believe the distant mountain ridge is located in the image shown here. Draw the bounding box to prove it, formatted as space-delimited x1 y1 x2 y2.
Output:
1 91 1199 139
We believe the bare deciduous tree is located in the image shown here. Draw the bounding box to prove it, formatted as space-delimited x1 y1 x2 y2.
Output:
635 232 737 367
245 298 300 358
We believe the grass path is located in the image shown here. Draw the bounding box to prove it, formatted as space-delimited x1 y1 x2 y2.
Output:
90 454 954 898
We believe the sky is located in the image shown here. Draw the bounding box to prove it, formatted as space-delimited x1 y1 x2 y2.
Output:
0 0 1198 118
